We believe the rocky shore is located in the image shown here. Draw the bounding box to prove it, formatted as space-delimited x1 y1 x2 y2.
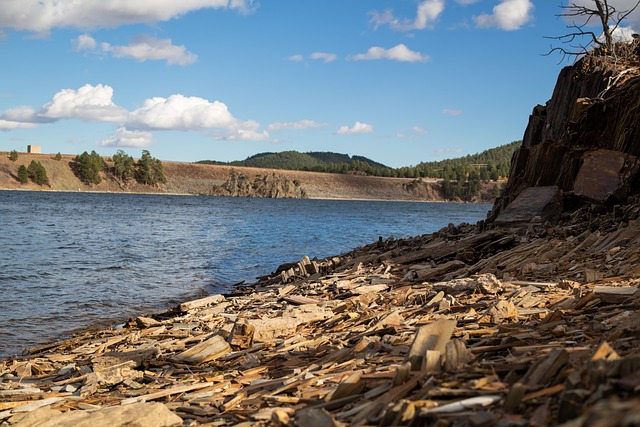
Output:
2 203 640 426
4 40 640 427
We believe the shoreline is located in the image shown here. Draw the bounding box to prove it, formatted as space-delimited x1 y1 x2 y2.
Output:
0 187 494 204
2 209 640 426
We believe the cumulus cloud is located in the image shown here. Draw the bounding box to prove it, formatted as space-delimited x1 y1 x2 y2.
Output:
443 108 463 116
474 0 534 31
336 121 374 135
40 84 128 122
350 44 429 63
0 83 268 142
0 119 39 130
267 120 328 131
310 52 337 63
74 34 197 66
128 95 235 131
0 0 256 32
97 127 155 148
371 0 444 31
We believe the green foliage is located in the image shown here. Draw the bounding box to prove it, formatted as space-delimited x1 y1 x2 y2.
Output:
54 152 62 161
27 160 49 186
135 150 166 186
198 151 392 176
112 150 136 183
72 151 106 185
400 141 520 181
196 143 518 181
9 150 18 162
17 165 29 184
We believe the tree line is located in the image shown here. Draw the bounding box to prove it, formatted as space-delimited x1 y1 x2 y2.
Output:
197 142 520 181
72 150 166 187
9 149 166 188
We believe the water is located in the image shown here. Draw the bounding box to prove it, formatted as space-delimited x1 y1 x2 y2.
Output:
0 191 490 357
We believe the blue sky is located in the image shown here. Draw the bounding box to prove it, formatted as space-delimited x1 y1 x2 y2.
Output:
0 0 637 168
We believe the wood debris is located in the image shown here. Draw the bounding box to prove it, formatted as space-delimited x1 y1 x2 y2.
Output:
3 212 640 426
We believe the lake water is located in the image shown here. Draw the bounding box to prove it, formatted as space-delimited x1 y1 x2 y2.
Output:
0 191 491 357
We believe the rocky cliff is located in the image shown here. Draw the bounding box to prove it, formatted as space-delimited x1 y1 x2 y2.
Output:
489 53 640 225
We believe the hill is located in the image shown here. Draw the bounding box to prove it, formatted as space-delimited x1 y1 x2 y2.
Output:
0 152 498 203
197 151 391 175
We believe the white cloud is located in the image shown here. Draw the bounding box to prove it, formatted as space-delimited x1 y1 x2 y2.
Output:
267 120 328 131
128 95 235 131
610 26 637 42
336 121 374 135
105 36 197 65
97 127 155 148
74 34 197 66
443 108 463 116
0 83 269 142
396 126 428 139
310 52 337 63
74 34 97 50
474 0 534 31
289 54 304 62
350 44 429 63
0 0 256 32
456 0 479 4
0 120 39 130
41 84 128 122
370 0 444 31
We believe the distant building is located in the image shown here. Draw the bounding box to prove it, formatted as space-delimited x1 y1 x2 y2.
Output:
27 145 41 154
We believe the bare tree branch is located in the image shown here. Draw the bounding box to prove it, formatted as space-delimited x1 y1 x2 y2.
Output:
545 0 640 61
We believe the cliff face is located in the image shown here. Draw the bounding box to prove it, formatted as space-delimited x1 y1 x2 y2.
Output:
489 55 640 224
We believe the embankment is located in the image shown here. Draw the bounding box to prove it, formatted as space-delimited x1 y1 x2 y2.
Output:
0 153 499 202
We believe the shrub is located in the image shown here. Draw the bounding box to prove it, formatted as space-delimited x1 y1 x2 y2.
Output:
9 150 18 162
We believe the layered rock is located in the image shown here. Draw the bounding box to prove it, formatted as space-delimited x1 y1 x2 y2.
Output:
490 54 640 224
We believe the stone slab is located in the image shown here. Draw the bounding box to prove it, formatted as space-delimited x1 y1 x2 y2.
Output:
494 186 561 225
574 149 629 202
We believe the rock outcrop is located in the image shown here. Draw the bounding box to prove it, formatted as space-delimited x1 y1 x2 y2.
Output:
490 54 640 224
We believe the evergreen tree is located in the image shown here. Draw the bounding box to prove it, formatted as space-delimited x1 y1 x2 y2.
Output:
9 150 18 162
113 150 135 183
136 150 166 186
27 160 49 186
17 165 29 184
72 151 105 185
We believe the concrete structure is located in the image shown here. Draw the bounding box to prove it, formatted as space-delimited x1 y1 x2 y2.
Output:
27 145 41 154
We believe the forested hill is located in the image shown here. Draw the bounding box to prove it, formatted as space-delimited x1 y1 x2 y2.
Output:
397 140 521 181
197 142 521 180
197 151 390 175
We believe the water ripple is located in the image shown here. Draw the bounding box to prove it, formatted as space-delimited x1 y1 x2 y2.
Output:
0 191 490 357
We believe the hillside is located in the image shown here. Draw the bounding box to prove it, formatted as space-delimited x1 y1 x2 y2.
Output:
197 150 391 175
196 145 518 180
0 152 499 203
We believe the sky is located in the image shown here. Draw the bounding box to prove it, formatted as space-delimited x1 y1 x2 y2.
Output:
0 0 639 168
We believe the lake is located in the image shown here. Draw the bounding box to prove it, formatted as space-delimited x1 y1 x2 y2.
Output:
0 191 491 357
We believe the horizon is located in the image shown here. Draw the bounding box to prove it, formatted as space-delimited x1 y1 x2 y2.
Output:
1 1 638 168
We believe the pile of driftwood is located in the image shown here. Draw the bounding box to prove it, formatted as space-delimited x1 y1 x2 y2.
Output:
2 208 640 426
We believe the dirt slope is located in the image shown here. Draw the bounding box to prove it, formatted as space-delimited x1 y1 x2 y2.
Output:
0 152 497 202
